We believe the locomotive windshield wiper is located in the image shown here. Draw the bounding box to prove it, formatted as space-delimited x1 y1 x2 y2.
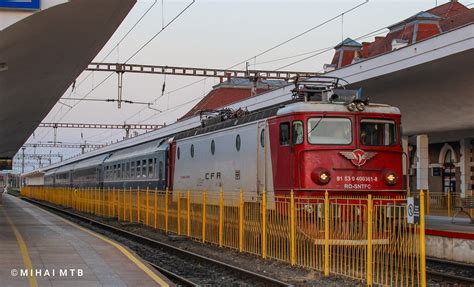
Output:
307 112 327 136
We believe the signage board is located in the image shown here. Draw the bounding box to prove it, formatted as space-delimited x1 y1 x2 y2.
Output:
407 197 420 224
0 0 40 10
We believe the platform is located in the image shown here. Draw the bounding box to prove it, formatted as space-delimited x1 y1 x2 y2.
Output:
425 215 474 264
0 193 171 287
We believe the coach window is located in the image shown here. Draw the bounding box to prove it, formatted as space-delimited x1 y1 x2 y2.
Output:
159 161 163 181
190 144 195 158
130 162 135 178
142 160 147 178
105 166 109 180
136 161 141 178
113 165 117 179
177 147 180 160
118 164 121 179
153 158 157 178
148 159 153 177
280 122 290 145
260 129 265 148
126 162 131 179
292 121 304 145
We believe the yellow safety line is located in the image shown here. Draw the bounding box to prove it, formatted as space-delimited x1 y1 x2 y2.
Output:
40 207 169 287
2 209 39 287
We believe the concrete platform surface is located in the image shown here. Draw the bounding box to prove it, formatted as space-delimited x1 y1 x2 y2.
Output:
0 193 171 287
426 215 474 234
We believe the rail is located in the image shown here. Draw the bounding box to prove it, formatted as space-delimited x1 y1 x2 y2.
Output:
21 187 426 286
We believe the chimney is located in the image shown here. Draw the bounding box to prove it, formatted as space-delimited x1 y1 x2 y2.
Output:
362 42 370 58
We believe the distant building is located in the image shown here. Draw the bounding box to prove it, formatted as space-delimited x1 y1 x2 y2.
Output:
181 78 287 119
325 1 474 70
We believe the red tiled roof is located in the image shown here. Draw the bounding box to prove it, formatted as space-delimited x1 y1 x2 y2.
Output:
181 87 270 119
427 1 468 18
438 7 474 31
334 2 472 64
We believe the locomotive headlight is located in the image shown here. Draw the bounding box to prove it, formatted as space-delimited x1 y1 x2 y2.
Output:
312 168 331 185
385 172 397 185
320 171 330 183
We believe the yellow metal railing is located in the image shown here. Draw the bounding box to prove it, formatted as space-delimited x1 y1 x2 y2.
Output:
21 186 425 286
412 190 463 217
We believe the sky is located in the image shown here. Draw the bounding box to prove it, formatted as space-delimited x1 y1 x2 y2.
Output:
15 0 473 171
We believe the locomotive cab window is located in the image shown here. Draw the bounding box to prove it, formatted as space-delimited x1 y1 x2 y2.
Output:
360 119 396 146
292 121 304 145
307 117 352 145
279 122 290 146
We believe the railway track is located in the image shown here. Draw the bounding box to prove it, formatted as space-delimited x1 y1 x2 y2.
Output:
427 257 474 285
23 198 292 287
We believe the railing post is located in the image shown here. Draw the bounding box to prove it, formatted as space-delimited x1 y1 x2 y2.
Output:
112 187 115 218
262 190 267 259
177 191 181 235
154 188 158 229
239 189 244 253
202 191 206 243
290 190 296 266
129 187 132 223
426 189 430 215
165 188 169 233
137 187 141 223
324 190 330 277
447 191 452 217
367 194 373 286
117 189 120 221
123 189 126 221
420 190 426 287
219 188 224 248
146 187 150 226
187 191 191 237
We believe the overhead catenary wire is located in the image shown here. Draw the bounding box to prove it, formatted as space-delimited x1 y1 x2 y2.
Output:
35 0 194 143
120 0 371 124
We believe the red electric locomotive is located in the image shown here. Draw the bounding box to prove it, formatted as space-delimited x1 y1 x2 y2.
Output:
268 79 403 199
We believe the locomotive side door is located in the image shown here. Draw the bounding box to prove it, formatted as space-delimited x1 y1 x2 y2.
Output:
257 121 267 195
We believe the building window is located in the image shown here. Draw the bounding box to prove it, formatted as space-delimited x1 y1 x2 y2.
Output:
292 121 304 145
191 144 195 158
236 135 241 151
280 123 290 145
